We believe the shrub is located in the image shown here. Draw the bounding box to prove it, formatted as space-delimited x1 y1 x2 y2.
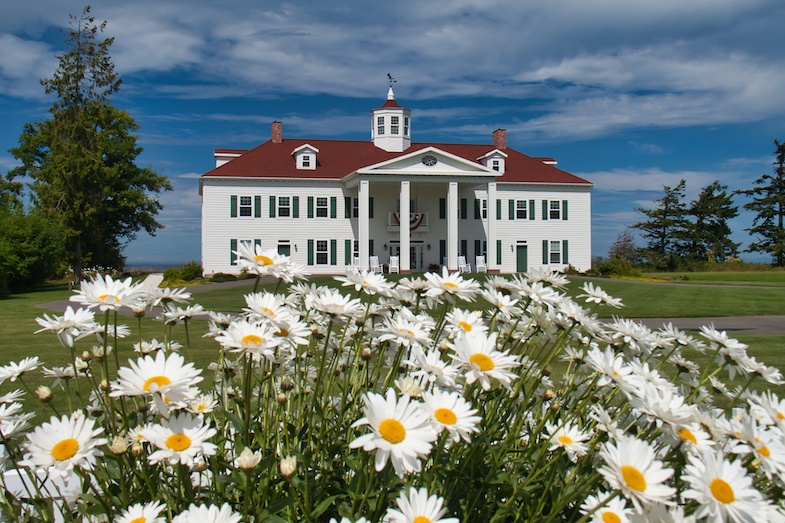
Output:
164 261 203 283
210 272 238 282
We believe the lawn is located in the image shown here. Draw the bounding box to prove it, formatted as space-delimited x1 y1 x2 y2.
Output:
643 270 785 286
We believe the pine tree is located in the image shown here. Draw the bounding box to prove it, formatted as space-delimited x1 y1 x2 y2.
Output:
8 6 171 279
631 180 689 259
736 140 785 266
686 181 739 262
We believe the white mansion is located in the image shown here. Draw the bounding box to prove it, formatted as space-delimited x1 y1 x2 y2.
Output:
200 88 592 275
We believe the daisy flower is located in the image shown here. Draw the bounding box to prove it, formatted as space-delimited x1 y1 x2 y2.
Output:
70 274 142 311
35 306 98 347
233 243 289 278
666 422 715 455
404 347 459 389
545 420 591 461
144 412 218 466
682 450 765 523
445 309 487 340
579 491 632 523
115 501 166 523
0 357 40 384
146 286 192 307
244 292 291 325
579 282 623 308
522 266 570 288
111 351 203 417
171 503 242 523
423 266 481 303
379 315 433 348
22 412 107 478
597 435 675 510
234 447 262 471
309 288 363 318
449 332 521 391
161 303 206 325
188 393 218 415
421 389 481 443
335 267 394 296
349 389 437 478
330 518 369 523
384 487 459 523
214 318 282 362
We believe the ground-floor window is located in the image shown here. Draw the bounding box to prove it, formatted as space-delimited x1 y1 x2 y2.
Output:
316 240 329 264
549 241 561 264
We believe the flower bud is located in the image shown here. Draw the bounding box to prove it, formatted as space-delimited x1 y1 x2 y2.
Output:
280 455 296 479
36 385 53 403
276 393 287 405
193 459 208 472
281 378 295 391
130 442 144 457
100 379 109 391
81 351 92 362
360 348 373 361
109 436 128 455
235 447 262 471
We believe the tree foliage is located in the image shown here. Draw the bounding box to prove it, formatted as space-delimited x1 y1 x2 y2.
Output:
685 181 739 262
631 179 689 258
736 140 785 266
8 6 171 279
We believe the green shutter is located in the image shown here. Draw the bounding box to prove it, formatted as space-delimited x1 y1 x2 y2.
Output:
345 239 352 265
230 239 237 265
307 197 314 218
496 199 501 220
307 240 314 265
268 196 275 218
542 240 549 264
460 198 467 219
497 240 502 265
474 198 481 219
369 239 374 256
369 198 374 219
509 199 515 220
292 196 299 218
529 199 535 221
562 200 568 221
330 239 337 265
542 200 548 221
474 239 481 257
330 197 337 219
461 239 467 257
439 240 446 263
345 196 351 218
562 240 569 265
230 195 237 217
439 198 446 219
253 196 261 218
254 239 261 249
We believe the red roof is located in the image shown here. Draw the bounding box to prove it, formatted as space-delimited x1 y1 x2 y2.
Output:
203 139 592 185
378 99 402 108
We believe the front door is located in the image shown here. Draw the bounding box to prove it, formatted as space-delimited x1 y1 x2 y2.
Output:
516 245 528 272
391 243 425 272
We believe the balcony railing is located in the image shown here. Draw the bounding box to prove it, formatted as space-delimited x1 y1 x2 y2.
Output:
387 212 429 231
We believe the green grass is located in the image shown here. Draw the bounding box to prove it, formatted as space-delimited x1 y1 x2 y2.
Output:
643 270 785 286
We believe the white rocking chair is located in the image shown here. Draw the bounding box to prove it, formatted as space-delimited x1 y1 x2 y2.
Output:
457 255 471 273
475 255 487 273
369 255 383 274
388 256 399 274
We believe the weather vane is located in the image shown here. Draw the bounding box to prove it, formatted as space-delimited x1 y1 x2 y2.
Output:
387 73 396 88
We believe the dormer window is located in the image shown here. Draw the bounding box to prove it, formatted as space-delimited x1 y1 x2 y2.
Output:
477 149 508 174
293 144 319 170
404 117 409 136
492 160 500 171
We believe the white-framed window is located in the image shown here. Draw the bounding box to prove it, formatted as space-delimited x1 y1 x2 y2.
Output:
278 196 290 217
404 117 409 136
492 159 500 171
391 116 399 135
377 116 385 135
316 240 329 265
549 200 561 220
353 240 359 259
302 155 311 168
482 199 487 219
239 196 252 217
516 200 527 219
278 241 291 256
316 197 329 218
353 198 359 218
549 241 562 264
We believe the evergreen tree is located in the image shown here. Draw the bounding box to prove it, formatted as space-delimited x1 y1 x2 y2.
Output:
736 140 785 266
686 181 739 262
631 180 689 259
8 6 171 279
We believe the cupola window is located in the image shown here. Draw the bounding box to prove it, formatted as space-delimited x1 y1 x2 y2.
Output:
391 116 399 135
377 116 385 136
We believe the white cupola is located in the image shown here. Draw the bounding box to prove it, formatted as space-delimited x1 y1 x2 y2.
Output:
371 85 411 152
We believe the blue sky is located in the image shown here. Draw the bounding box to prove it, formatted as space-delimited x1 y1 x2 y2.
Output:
1 0 784 267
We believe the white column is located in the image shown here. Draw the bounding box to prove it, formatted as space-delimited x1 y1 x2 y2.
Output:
358 180 370 270
447 181 458 271
399 181 411 272
488 182 497 270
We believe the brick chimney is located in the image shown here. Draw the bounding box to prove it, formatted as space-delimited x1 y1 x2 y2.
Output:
492 128 507 150
271 121 283 144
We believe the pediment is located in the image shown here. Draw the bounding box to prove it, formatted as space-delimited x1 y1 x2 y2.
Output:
356 147 498 177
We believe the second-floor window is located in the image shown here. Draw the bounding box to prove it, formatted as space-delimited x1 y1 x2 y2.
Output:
516 200 527 219
239 196 252 217
316 197 329 218
550 200 561 220
278 197 290 217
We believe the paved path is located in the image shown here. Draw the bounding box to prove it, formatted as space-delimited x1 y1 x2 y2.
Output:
34 277 785 335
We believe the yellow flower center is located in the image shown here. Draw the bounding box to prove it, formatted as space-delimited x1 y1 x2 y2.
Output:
166 433 192 452
601 512 621 523
143 375 171 392
362 280 369 285
262 307 275 317
444 282 458 289
777 411 784 421
621 465 647 492
679 428 698 444
274 328 289 337
470 353 495 371
254 255 274 266
130 518 147 523
98 294 119 303
710 478 735 504
378 418 406 443
413 517 432 523
242 334 264 346
434 408 457 425
558 435 573 445
758 444 771 458
459 321 472 332
51 438 79 461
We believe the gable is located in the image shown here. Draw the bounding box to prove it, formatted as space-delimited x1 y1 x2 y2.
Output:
356 147 497 177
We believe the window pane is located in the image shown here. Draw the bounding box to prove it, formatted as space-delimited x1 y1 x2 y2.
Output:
316 197 328 217
516 200 527 219
278 196 290 217
549 201 561 220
